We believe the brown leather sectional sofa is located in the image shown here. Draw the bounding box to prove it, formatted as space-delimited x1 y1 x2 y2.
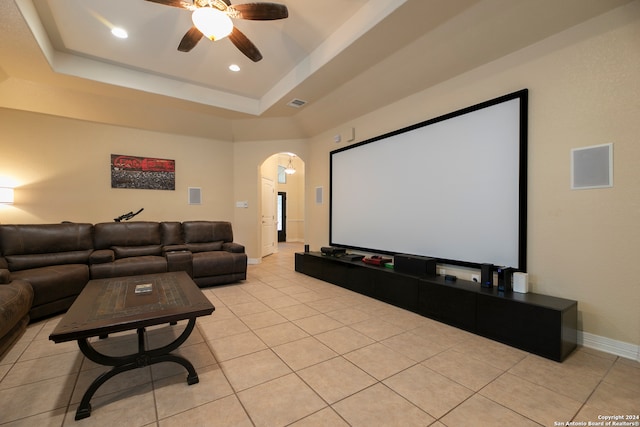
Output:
0 220 247 356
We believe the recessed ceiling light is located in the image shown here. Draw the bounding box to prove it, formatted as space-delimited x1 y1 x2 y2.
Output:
111 27 128 39
229 64 240 72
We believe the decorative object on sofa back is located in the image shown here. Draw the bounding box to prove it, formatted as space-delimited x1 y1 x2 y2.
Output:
114 207 144 222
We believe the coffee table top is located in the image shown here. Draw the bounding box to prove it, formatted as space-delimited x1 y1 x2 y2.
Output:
50 271 214 343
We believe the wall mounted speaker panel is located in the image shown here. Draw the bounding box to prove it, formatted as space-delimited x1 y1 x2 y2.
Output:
571 143 613 190
188 187 202 205
315 186 323 204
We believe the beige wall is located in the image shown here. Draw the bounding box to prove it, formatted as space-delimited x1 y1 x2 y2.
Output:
305 4 640 348
0 109 234 224
0 3 637 351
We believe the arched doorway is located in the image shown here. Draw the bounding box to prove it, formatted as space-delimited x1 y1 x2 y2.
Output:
260 152 305 257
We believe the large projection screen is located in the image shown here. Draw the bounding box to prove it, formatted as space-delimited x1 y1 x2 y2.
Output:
330 90 527 270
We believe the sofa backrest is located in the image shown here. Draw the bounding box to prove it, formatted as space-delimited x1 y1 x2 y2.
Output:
93 221 163 259
182 221 234 244
0 223 94 271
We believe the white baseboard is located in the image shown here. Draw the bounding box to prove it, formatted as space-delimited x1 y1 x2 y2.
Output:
579 331 640 361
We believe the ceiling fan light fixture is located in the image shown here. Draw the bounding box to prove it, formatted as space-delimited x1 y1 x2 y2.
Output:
192 8 233 41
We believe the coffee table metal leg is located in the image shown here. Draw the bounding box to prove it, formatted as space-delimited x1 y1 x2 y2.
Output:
75 318 199 419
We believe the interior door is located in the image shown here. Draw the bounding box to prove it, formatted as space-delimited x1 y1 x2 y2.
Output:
277 192 287 242
261 177 276 257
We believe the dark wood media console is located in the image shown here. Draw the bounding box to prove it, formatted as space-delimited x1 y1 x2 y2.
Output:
295 252 577 362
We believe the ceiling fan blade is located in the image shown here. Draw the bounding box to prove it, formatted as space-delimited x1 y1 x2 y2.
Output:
227 3 288 20
229 27 263 62
178 26 204 52
144 0 193 10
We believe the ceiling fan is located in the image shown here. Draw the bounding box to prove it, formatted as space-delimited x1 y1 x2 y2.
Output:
145 0 288 62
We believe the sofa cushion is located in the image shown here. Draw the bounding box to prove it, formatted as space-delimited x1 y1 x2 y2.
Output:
182 221 233 244
161 222 183 245
186 241 223 253
11 264 89 308
90 256 167 279
0 223 94 256
5 250 93 272
0 280 33 342
93 222 162 249
191 251 247 277
112 245 162 259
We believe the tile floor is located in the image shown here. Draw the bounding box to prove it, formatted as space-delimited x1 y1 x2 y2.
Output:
0 243 638 426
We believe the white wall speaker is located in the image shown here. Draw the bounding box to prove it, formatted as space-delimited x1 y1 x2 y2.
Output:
571 143 613 190
188 187 202 205
513 272 529 293
315 186 323 204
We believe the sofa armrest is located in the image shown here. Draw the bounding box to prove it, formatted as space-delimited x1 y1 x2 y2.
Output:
0 268 10 284
89 249 115 264
223 242 245 254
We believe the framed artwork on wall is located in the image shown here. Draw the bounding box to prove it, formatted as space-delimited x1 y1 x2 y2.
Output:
111 154 175 190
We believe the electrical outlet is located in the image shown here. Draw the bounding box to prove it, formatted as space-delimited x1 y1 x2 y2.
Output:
438 268 446 276
471 274 480 283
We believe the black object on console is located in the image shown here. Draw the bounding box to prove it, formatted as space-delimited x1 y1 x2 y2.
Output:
481 263 494 288
497 267 514 292
394 254 436 276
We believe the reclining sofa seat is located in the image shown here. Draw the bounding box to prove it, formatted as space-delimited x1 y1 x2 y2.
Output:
90 221 167 279
0 223 93 321
182 221 247 287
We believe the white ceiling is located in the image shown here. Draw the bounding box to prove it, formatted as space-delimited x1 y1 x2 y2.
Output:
0 0 634 141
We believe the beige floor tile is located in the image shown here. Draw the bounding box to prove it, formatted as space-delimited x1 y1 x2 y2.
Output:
315 326 375 354
159 394 253 427
294 314 343 335
305 298 349 313
150 341 217 380
280 285 317 296
422 348 504 391
220 349 292 391
0 375 76 424
452 335 527 371
441 394 540 427
206 330 268 362
561 347 617 378
384 364 473 418
276 303 320 321
262 294 300 309
0 406 67 427
18 338 78 362
228 301 271 317
480 372 583 426
240 309 288 330
325 307 371 325
332 383 433 427
508 353 602 401
238 373 326 427
410 320 474 349
603 358 640 393
350 318 405 341
0 351 83 390
154 364 234 419
273 336 338 371
71 365 152 404
381 331 448 362
298 356 377 404
64 383 156 426
253 321 309 347
344 343 415 381
289 407 350 427
585 380 640 415
198 317 249 341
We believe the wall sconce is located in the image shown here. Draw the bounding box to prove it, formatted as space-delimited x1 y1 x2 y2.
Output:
0 187 14 204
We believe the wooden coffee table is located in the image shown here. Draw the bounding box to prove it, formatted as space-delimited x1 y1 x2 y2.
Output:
49 271 215 420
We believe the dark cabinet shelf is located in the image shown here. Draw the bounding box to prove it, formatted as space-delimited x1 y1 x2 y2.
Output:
295 252 577 361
